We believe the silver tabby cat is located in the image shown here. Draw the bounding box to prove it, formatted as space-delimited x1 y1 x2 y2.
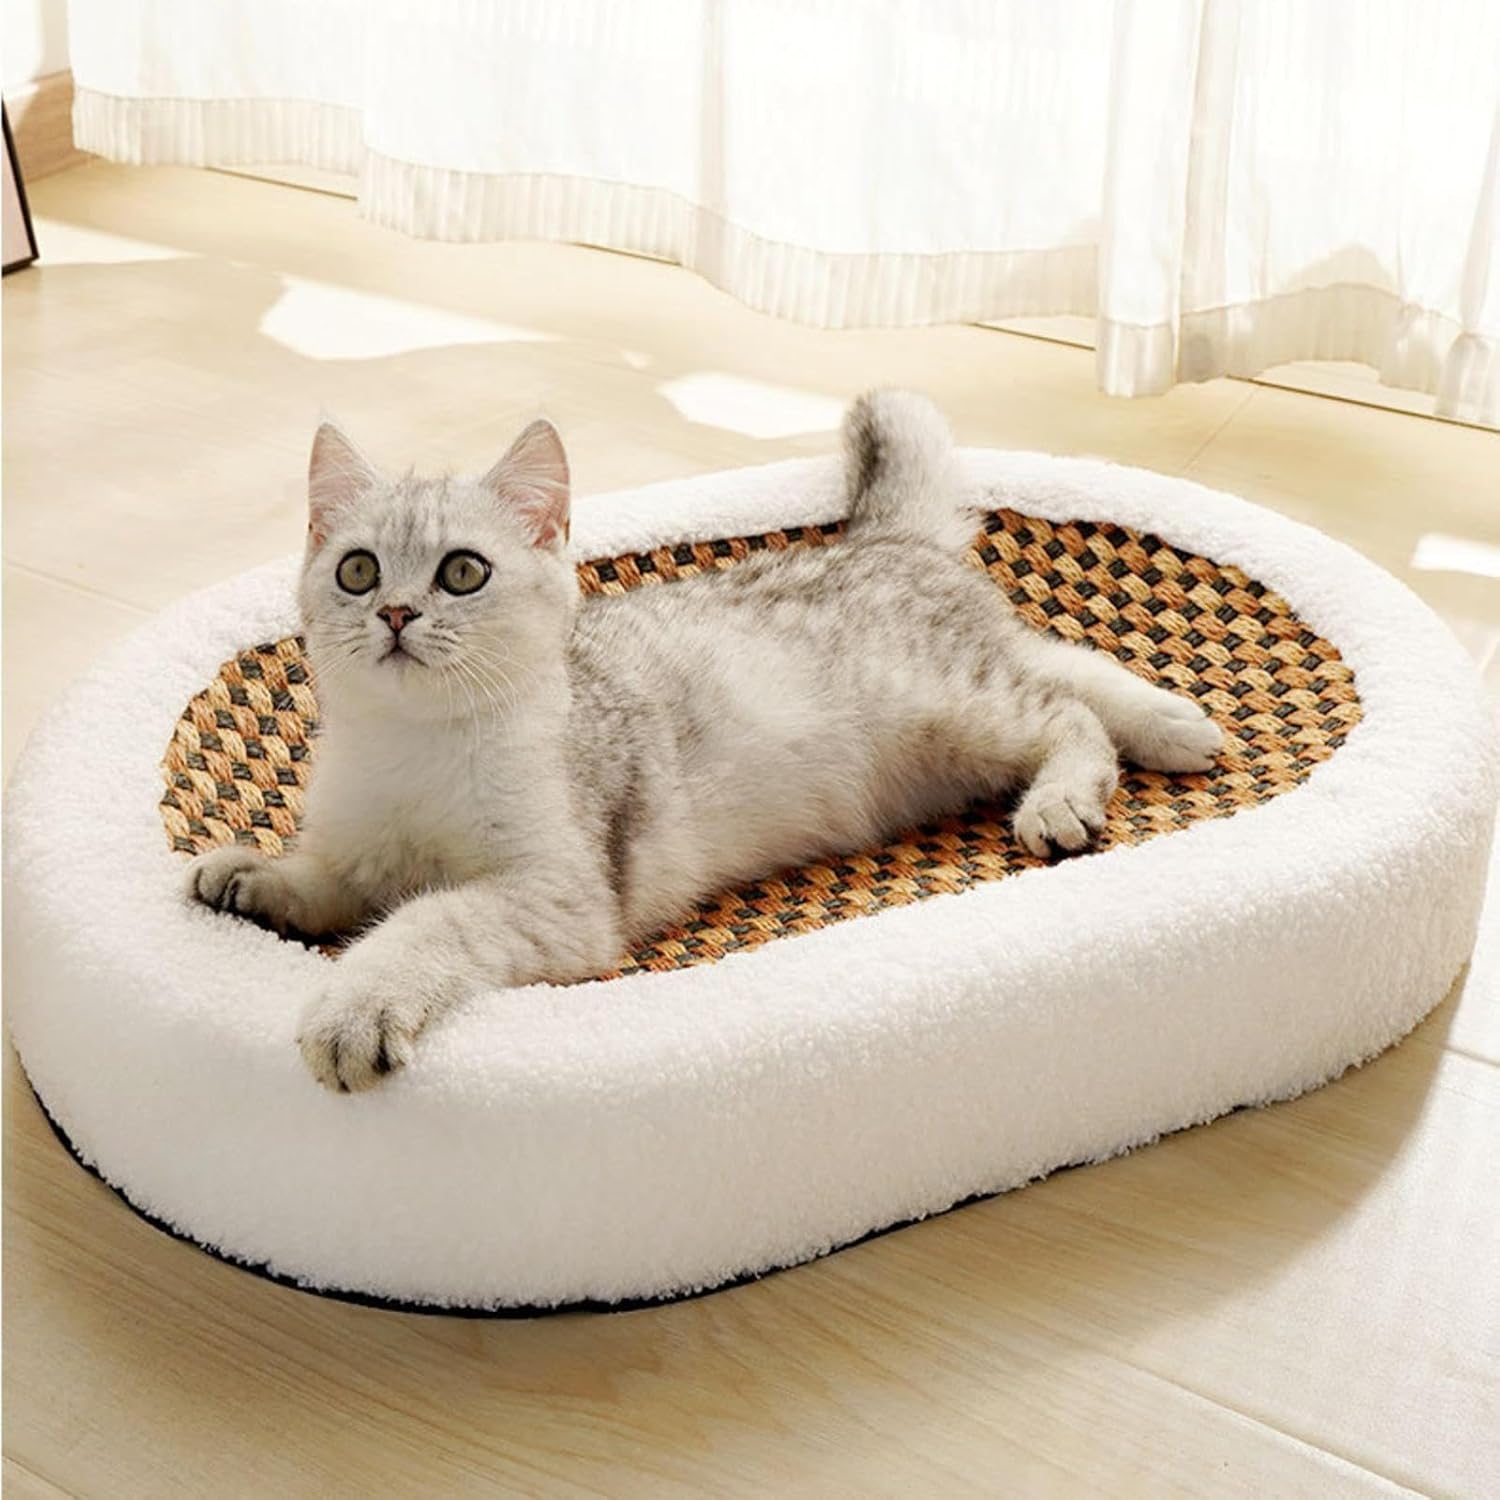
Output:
187 391 1222 1091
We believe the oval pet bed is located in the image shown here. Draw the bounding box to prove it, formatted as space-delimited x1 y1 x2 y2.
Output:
5 452 1495 1312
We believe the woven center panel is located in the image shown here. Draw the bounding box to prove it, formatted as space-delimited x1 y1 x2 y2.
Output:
161 510 1362 976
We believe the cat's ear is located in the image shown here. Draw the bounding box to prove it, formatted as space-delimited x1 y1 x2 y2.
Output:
480 419 570 549
307 421 378 551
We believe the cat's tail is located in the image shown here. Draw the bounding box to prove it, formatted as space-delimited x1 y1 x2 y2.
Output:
841 389 975 550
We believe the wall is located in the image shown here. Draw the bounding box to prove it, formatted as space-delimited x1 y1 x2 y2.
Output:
3 0 69 90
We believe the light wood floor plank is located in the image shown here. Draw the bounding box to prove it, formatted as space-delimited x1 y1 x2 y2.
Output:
2 564 149 778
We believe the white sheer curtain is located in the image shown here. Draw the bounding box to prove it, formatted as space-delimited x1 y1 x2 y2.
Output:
70 0 1500 424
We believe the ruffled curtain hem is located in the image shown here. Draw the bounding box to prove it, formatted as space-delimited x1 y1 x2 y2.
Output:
74 88 1497 425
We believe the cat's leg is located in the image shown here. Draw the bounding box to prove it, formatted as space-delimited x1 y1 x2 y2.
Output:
296 865 620 1092
1014 634 1223 773
1011 697 1119 857
185 845 368 938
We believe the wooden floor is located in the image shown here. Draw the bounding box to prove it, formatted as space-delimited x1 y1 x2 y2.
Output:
4 163 1498 1499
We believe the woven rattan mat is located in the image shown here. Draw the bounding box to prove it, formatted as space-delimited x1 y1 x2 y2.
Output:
161 510 1362 976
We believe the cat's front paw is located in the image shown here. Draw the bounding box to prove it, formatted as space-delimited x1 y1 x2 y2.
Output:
186 844 297 933
1119 687 1224 774
296 964 435 1092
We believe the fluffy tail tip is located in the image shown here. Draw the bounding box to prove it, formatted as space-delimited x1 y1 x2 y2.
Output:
842 388 969 546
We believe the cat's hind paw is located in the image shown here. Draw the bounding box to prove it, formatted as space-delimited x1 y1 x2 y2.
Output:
1118 688 1224 774
1013 779 1109 858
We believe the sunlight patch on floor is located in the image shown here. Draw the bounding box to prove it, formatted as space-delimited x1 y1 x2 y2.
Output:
659 372 845 437
30 217 186 265
257 278 556 360
1410 532 1500 580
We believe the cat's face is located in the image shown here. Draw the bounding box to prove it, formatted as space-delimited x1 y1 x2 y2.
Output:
298 421 576 722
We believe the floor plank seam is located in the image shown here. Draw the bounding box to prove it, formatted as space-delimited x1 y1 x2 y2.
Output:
3 1451 80 1499
3 558 156 615
1118 1356 1434 1497
1177 386 1261 472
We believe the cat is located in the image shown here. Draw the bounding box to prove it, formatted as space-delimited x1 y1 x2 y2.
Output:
186 391 1222 1091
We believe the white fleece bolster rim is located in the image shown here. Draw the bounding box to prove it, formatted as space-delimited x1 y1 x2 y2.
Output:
4 451 1495 1309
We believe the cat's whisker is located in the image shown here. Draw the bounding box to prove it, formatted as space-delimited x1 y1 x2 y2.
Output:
448 658 485 723
451 644 536 719
451 654 515 725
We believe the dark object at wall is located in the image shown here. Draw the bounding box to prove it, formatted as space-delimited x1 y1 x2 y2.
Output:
3 105 40 274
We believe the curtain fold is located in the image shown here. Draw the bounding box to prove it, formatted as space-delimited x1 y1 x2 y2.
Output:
70 0 1500 425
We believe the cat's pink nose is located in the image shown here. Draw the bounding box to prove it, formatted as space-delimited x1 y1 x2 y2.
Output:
377 604 422 634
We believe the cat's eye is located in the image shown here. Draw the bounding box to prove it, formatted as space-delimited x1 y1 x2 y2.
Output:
335 550 380 594
437 550 491 596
